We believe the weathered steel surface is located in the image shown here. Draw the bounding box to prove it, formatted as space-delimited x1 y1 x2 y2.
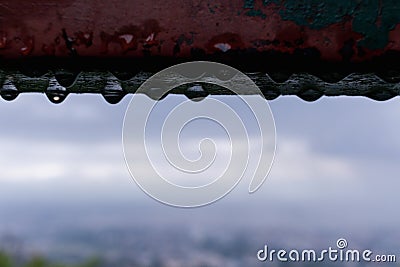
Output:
1 0 400 102
1 0 400 61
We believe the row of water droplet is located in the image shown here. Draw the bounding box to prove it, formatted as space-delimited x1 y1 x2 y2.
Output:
0 69 217 104
1 70 400 103
0 70 142 104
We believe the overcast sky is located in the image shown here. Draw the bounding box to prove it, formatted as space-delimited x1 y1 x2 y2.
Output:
0 94 399 251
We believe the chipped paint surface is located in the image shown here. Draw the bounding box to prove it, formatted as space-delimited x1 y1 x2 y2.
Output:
214 43 232 52
0 33 7 49
0 0 399 64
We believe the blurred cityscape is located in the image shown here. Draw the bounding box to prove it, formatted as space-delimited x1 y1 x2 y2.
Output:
0 201 398 267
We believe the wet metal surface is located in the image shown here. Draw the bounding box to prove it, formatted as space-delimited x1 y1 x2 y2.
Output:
1 70 400 103
1 0 400 61
1 1 400 102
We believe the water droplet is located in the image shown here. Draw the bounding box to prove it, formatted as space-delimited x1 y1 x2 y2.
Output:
111 69 139 81
297 88 323 102
1 78 19 101
145 87 168 100
215 69 237 81
54 69 80 87
177 64 206 79
316 72 347 83
267 72 293 83
102 76 126 104
46 77 68 104
259 84 281 100
366 89 396 101
184 84 209 101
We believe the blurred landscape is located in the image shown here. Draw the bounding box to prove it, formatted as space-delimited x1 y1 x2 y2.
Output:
1 201 398 267
0 95 399 266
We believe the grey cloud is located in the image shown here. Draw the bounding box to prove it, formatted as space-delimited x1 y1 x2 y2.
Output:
270 96 400 161
0 94 130 144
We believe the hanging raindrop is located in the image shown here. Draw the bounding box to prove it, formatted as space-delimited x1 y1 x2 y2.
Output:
184 83 209 102
366 88 397 101
54 69 80 87
46 77 68 104
146 86 168 100
297 87 323 102
111 67 140 81
102 75 126 104
0 77 19 101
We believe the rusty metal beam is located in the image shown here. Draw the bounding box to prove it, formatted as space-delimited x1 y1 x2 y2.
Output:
1 0 400 103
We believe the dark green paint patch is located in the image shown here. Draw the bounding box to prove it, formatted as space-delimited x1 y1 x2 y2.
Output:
207 3 217 14
245 9 267 19
242 0 267 18
243 0 255 9
247 0 400 49
263 0 280 5
353 0 400 49
244 0 277 9
276 1 357 29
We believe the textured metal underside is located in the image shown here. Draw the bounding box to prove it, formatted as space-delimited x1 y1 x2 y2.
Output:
1 68 399 103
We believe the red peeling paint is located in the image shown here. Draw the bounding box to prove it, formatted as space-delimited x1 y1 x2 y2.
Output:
75 31 93 47
388 23 400 51
99 20 162 55
118 34 137 52
0 32 7 49
19 36 34 56
42 43 56 56
303 21 364 61
143 33 159 48
0 0 399 65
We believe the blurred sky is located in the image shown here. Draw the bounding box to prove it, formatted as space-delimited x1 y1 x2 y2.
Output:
0 94 399 254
